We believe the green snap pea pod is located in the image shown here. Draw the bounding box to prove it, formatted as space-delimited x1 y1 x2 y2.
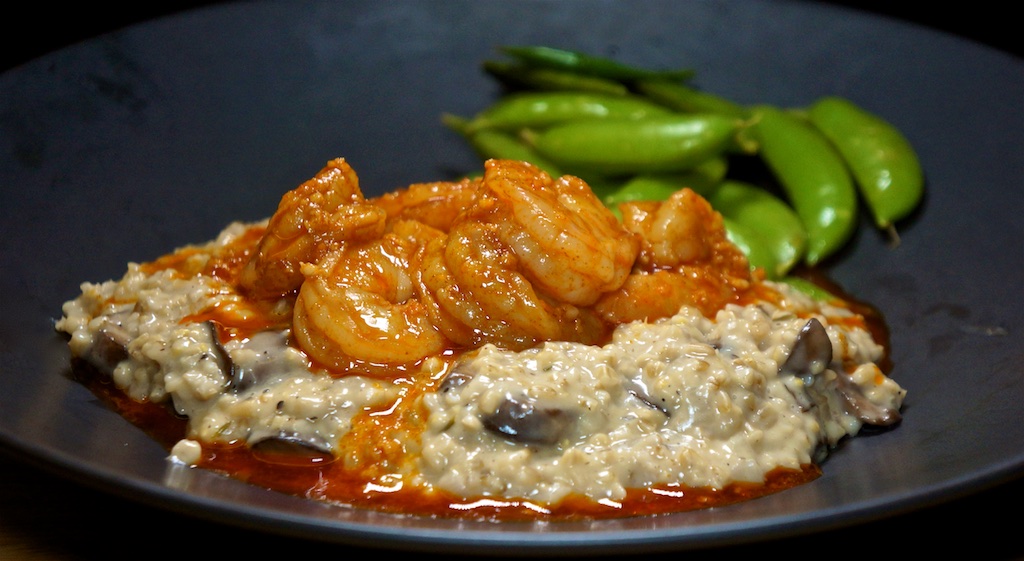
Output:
602 156 728 208
722 217 777 276
806 96 925 235
499 45 694 82
603 175 679 208
779 276 840 302
528 114 740 176
442 114 563 177
465 91 673 133
633 79 758 154
681 154 730 195
633 78 749 118
751 105 858 266
483 61 629 96
706 180 807 278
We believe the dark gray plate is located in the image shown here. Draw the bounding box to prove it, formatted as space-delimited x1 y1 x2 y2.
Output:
1 0 1022 555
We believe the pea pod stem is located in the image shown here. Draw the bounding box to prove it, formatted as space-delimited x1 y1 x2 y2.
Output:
751 105 858 266
499 45 694 82
807 96 924 240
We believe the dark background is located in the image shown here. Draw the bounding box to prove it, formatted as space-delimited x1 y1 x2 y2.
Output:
2 1 1020 73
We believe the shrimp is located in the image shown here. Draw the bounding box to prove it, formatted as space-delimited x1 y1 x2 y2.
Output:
415 160 627 349
414 231 483 348
478 159 640 307
595 188 754 323
239 158 387 299
372 177 482 232
618 187 719 270
251 157 668 369
593 270 735 323
418 219 607 350
292 219 449 371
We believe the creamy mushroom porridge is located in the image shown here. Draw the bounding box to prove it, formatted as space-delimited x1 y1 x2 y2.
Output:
56 158 905 520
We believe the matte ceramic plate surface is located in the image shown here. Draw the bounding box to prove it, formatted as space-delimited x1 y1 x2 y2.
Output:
1 0 1022 555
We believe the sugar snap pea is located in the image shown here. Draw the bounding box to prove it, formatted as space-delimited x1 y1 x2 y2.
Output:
779 276 839 302
602 156 728 208
633 79 749 119
706 180 807 278
751 105 858 266
722 217 777 276
442 114 563 177
465 91 673 133
499 45 694 82
483 60 629 96
603 175 680 209
446 45 925 271
529 114 740 176
807 96 924 235
633 79 758 154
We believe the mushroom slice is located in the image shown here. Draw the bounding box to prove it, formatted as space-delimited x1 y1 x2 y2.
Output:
81 313 132 376
779 318 833 377
247 428 335 465
778 318 902 427
202 321 233 378
835 371 903 427
481 396 573 445
227 330 293 393
778 318 834 411
438 368 474 393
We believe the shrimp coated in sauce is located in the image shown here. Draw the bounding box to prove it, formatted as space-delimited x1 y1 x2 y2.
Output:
417 219 607 350
594 188 753 323
481 160 640 307
239 158 387 299
239 157 747 372
417 160 637 349
372 177 482 232
293 219 449 370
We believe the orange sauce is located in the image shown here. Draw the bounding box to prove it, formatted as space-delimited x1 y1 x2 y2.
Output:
200 440 820 520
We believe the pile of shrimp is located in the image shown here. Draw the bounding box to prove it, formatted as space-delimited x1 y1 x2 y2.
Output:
238 158 754 374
